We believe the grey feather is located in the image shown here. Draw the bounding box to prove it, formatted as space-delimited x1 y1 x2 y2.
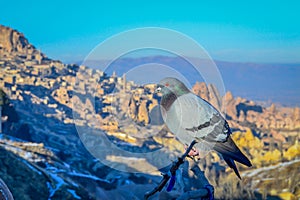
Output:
157 77 252 179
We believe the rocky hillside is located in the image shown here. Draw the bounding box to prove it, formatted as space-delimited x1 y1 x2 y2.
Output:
0 24 299 199
0 25 45 63
193 82 300 132
193 82 300 151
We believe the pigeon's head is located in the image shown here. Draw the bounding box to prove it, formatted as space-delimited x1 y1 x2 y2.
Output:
155 77 190 96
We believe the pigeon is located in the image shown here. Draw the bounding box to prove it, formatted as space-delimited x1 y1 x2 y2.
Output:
155 77 252 179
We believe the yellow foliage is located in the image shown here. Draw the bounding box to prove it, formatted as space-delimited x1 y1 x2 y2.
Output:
283 143 300 161
239 137 247 147
232 131 241 140
232 129 263 150
249 148 261 158
244 128 254 141
248 136 263 149
251 154 264 168
233 129 299 167
263 149 281 163
278 192 297 200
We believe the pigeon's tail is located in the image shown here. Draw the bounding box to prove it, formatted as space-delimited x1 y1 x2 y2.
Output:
213 136 252 179
223 156 241 179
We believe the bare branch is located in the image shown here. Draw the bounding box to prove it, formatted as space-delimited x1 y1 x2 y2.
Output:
144 139 215 200
144 140 198 200
177 158 214 200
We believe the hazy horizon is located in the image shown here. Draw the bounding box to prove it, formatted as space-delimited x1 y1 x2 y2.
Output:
75 55 300 107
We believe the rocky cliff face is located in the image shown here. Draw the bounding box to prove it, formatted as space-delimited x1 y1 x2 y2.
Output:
0 25 45 63
192 82 222 110
0 25 31 53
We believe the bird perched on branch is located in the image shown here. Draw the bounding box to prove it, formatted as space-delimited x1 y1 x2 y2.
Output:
155 77 252 179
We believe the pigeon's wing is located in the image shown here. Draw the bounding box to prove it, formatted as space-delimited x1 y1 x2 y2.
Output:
165 93 229 142
164 93 252 179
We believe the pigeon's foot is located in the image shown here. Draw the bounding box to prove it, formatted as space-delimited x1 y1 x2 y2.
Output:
185 145 200 158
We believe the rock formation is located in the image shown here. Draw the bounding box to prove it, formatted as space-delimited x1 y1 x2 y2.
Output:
0 25 45 62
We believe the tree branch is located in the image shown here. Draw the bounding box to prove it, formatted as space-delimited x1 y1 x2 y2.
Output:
178 159 214 200
144 140 215 200
144 140 197 200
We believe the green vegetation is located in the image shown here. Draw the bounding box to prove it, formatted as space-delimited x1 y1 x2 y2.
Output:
0 88 7 106
0 88 19 123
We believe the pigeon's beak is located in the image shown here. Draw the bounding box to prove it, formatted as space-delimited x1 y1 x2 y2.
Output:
155 86 162 94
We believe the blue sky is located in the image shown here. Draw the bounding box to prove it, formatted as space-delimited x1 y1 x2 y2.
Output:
1 0 300 63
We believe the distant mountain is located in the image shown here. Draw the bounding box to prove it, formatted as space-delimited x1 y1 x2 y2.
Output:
215 60 300 107
78 56 300 107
